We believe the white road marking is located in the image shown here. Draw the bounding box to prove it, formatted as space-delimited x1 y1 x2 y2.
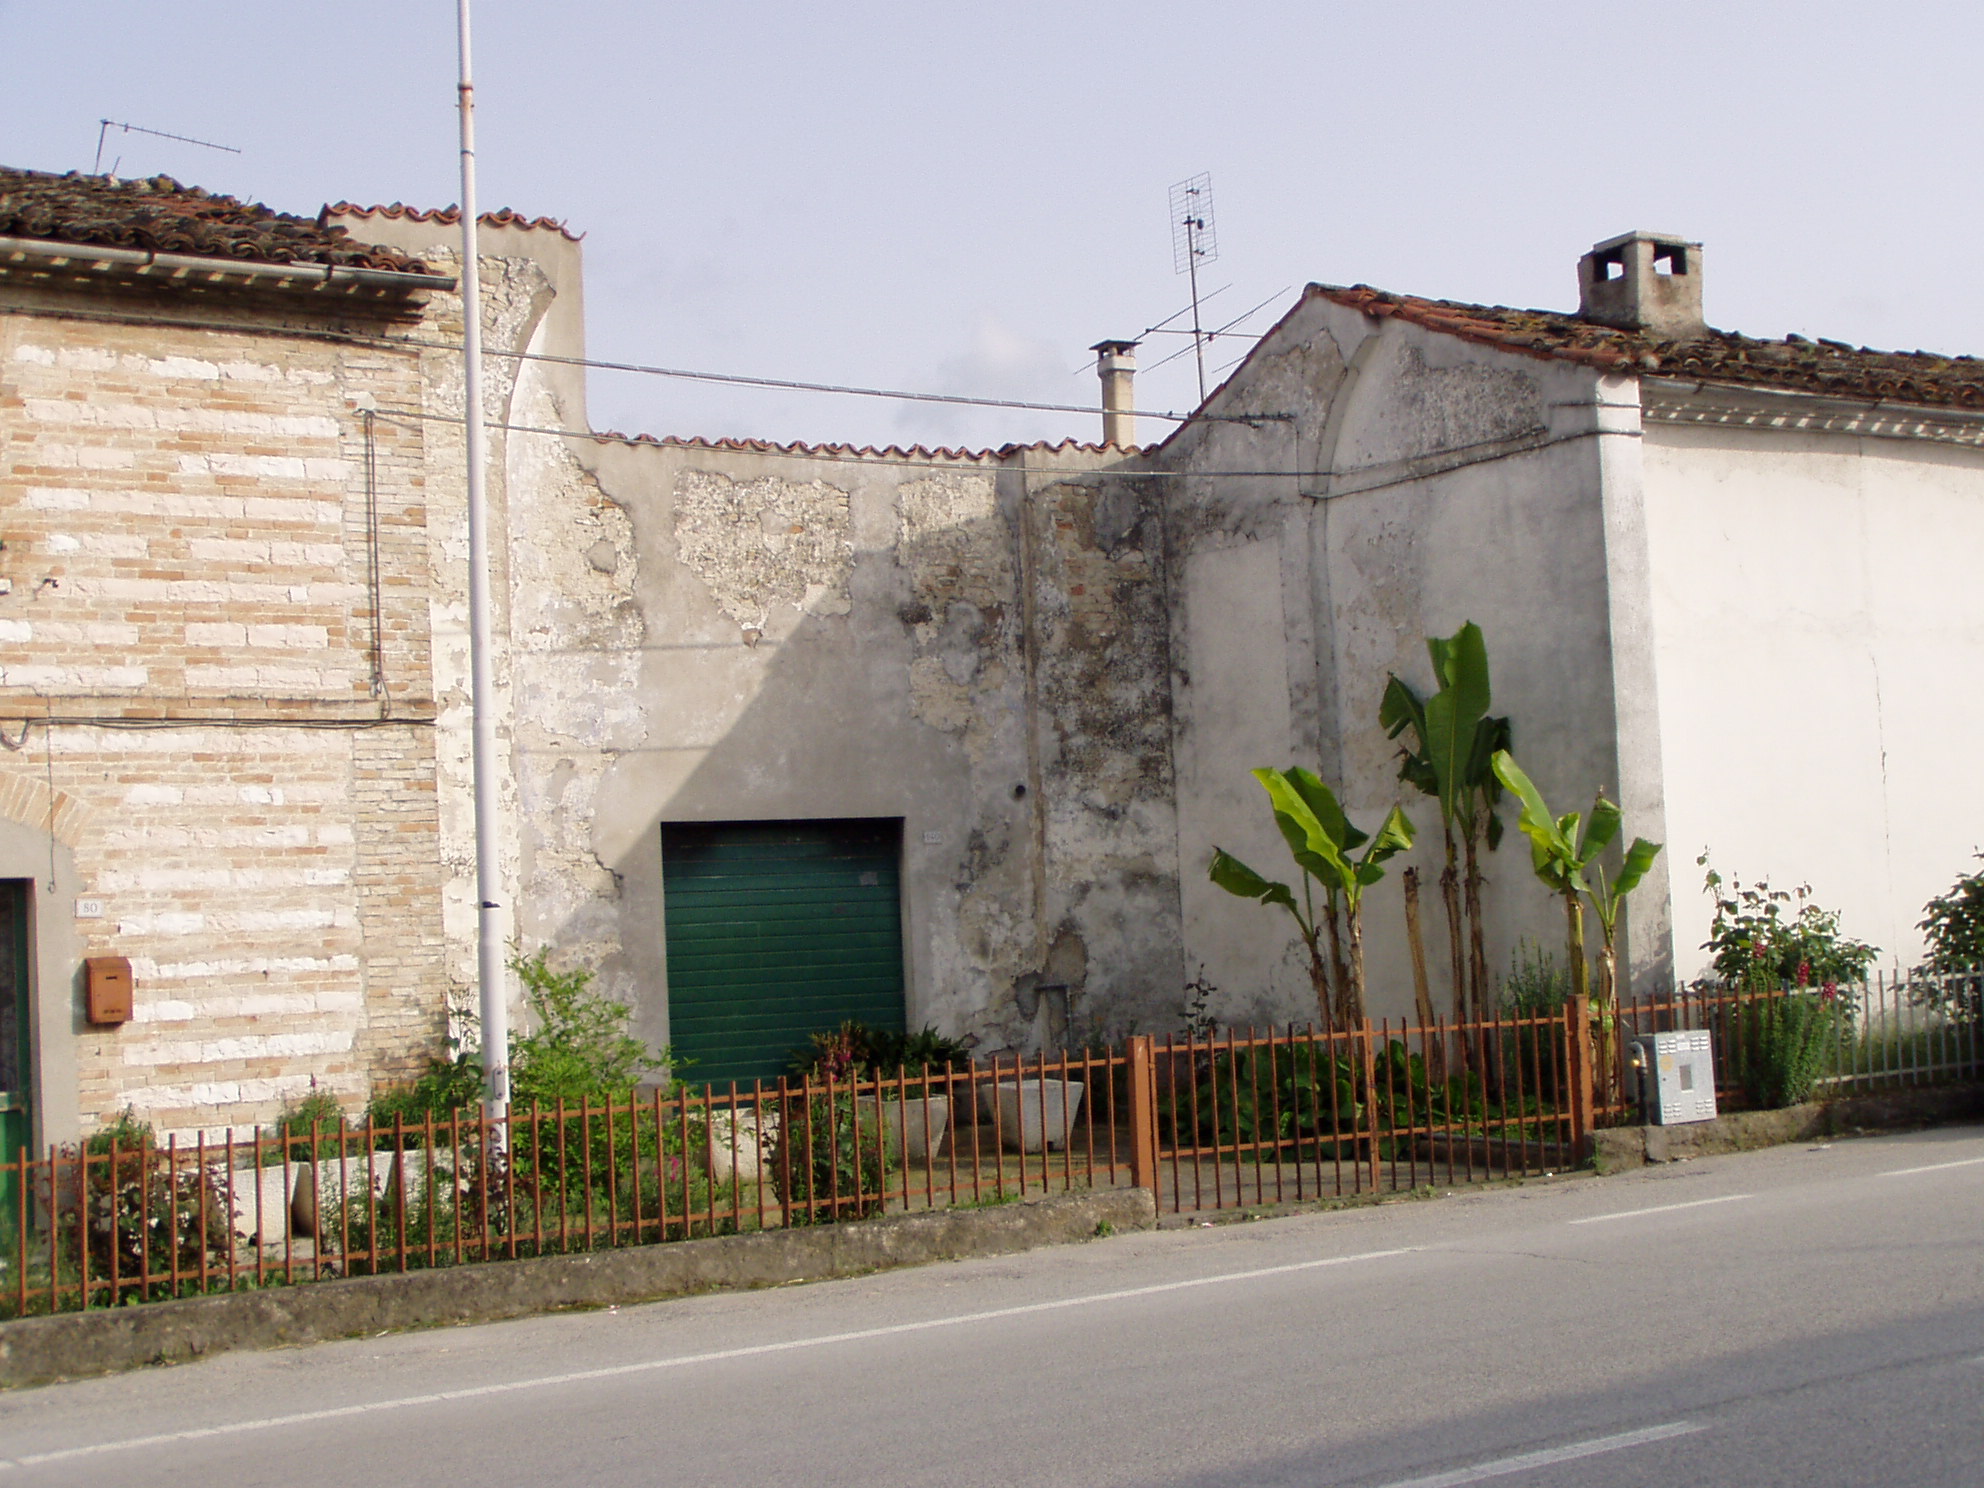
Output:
0 1245 1419 1472
1879 1155 1984 1178
1567 1193 1752 1225
1367 1421 1705 1487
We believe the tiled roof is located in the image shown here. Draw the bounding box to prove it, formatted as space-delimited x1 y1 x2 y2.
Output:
592 431 1126 461
327 201 581 241
1315 284 1984 410
0 167 431 273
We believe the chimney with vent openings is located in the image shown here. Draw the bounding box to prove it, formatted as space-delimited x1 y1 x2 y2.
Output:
1091 339 1139 446
1577 231 1706 340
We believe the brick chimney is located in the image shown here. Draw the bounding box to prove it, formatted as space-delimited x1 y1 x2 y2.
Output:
1578 232 1706 340
1091 339 1139 446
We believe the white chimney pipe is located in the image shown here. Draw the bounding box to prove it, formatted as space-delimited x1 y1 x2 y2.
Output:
1091 340 1139 447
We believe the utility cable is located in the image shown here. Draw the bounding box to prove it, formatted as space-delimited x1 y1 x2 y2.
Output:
409 338 1283 425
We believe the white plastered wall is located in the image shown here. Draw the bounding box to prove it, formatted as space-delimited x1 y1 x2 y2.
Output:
1641 417 1984 978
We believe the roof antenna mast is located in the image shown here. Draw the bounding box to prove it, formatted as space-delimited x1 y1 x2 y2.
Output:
93 120 240 177
1170 173 1219 403
456 0 511 1126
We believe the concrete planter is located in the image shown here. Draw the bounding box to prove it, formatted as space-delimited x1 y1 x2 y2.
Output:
228 1150 433 1247
881 1095 951 1163
705 1109 778 1184
991 1080 1085 1152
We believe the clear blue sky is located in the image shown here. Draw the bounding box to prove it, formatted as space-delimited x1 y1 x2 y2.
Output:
4 1 1978 450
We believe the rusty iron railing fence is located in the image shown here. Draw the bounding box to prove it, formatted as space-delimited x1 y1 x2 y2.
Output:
2 978 1977 1319
1131 1011 1587 1216
0 1048 1131 1320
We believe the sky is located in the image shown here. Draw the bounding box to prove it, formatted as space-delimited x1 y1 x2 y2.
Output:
3 1 1981 451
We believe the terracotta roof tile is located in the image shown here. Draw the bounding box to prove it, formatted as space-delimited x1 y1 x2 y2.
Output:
0 166 430 273
591 431 1124 461
1314 284 1984 409
327 201 582 241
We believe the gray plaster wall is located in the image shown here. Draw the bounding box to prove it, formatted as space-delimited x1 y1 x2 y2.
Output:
1157 292 1667 1025
571 440 1183 1056
330 215 1188 1064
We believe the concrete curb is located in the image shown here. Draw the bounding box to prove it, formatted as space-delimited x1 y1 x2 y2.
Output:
0 1187 1156 1391
1591 1083 1984 1169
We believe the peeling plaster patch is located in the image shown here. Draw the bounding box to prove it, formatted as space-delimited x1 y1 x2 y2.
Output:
909 656 972 733
898 474 1013 611
673 471 852 626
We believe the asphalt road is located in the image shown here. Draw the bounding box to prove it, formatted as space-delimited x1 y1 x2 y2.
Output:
3 1125 1981 1487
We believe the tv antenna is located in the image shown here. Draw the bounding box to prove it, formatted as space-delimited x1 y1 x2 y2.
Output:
1169 172 1218 401
94 119 241 177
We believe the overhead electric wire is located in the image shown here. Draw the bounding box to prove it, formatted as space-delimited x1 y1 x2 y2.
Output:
1140 289 1289 374
9 297 1290 428
431 338 1276 425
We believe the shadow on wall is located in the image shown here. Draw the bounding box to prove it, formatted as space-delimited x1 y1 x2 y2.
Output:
534 457 1186 1076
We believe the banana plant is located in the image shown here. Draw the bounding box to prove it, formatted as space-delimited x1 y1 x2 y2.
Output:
1586 838 1663 1009
1227 768 1413 1027
1488 750 1602 1002
1380 622 1510 1020
1491 751 1661 1103
1209 767 1364 1029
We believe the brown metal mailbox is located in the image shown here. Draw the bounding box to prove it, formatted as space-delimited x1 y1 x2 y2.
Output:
85 956 132 1026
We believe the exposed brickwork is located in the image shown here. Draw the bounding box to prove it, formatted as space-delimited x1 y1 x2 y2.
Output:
0 288 451 1137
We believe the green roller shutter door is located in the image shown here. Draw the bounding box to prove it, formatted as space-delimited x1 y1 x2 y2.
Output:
661 820 906 1089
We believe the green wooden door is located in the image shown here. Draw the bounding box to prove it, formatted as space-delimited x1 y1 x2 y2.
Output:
0 881 31 1236
662 820 906 1089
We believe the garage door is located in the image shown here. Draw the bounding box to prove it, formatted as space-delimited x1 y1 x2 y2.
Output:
661 819 906 1088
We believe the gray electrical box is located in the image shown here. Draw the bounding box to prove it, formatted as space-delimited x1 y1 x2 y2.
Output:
1634 1030 1717 1125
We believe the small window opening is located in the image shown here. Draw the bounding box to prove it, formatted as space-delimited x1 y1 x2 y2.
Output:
1678 1063 1696 1092
1652 243 1689 276
1596 248 1626 282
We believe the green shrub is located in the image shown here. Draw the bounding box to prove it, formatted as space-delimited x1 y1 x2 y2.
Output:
1736 993 1842 1108
1163 1041 1486 1149
75 1110 231 1297
365 949 668 1131
271 1088 348 1162
1913 857 1984 1026
364 1054 484 1137
787 1020 968 1081
767 1089 897 1223
1698 855 1879 991
508 950 655 1105
1498 940 1570 1103
1500 939 1571 1013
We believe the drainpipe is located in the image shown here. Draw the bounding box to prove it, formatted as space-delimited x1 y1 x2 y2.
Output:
1090 340 1139 447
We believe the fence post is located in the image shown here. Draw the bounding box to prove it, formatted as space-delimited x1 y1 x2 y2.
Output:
1567 995 1595 1158
1126 1035 1159 1196
1360 1020 1381 1192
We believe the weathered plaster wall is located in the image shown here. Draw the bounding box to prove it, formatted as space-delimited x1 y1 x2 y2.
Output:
328 212 602 1043
1641 410 1984 977
563 438 1181 1056
1161 294 1665 1025
330 215 1189 1062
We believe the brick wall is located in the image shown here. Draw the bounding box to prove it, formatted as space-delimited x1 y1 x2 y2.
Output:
0 297 451 1136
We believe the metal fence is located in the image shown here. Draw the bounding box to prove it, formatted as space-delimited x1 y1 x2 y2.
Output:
2 978 1977 1319
1138 1012 1585 1215
0 1049 1133 1320
1604 972 1984 1122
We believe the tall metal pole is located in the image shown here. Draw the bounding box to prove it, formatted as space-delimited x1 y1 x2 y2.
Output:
457 0 509 1117
1185 222 1208 405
